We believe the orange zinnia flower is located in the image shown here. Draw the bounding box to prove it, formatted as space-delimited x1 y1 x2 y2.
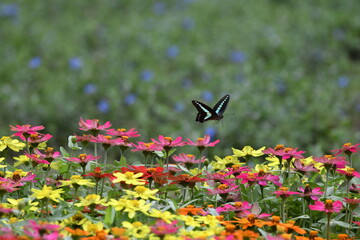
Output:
177 205 206 216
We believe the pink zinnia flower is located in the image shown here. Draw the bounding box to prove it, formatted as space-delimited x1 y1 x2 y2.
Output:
298 184 323 201
263 145 305 160
78 117 111 133
151 220 179 237
274 187 300 199
309 199 343 214
33 147 61 163
313 155 349 170
90 134 127 150
332 142 360 156
106 128 140 138
21 133 52 144
172 153 206 168
207 183 239 196
216 201 251 214
344 198 360 210
336 167 360 180
131 142 163 152
237 171 281 187
292 159 319 175
0 179 22 193
25 153 51 165
23 220 62 239
151 135 186 151
66 154 100 164
10 124 44 138
8 171 37 185
186 135 220 151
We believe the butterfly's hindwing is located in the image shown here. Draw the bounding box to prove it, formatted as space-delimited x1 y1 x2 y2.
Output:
213 94 230 116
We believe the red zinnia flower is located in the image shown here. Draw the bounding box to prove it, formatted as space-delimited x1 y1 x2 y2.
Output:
177 205 206 216
309 199 343 214
84 167 112 182
168 174 205 188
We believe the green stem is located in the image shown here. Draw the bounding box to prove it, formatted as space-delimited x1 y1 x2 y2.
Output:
281 198 286 222
197 149 204 170
326 213 331 240
324 169 330 199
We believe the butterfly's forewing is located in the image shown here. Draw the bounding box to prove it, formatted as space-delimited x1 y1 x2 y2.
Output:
212 94 230 116
192 101 217 123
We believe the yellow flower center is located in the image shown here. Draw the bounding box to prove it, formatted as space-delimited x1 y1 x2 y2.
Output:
325 199 333 209
86 194 99 201
346 168 354 174
343 143 352 147
71 175 83 180
164 137 173 142
133 221 143 228
144 143 154 148
186 205 195 208
117 128 127 132
324 155 333 159
197 137 204 141
125 172 135 179
79 154 87 161
234 202 243 208
105 136 112 140
45 147 54 155
217 184 229 190
130 200 140 208
134 186 147 194
272 216 280 223
279 187 288 192
248 173 256 179
284 147 293 152
29 134 39 140
275 145 285 150
186 154 194 158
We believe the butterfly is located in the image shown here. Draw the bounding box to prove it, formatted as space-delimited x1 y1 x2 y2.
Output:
192 94 230 123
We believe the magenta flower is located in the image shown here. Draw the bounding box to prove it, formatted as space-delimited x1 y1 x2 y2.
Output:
298 184 323 201
33 147 61 163
292 159 319 175
216 201 251 214
350 184 360 194
8 171 37 185
236 171 281 187
309 199 343 214
172 153 206 168
273 187 300 199
106 128 140 138
131 142 163 153
313 155 349 170
78 117 111 134
336 167 360 181
10 124 44 138
23 220 62 239
207 183 239 196
186 135 220 151
332 142 360 156
0 179 22 193
25 153 51 165
263 145 305 160
151 220 179 237
66 154 100 164
344 198 360 210
90 134 128 150
20 133 52 146
151 135 186 151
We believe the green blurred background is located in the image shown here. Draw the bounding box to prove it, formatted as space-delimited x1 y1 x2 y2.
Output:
1 0 359 157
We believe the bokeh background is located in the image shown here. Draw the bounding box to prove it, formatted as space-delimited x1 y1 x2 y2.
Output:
1 0 359 158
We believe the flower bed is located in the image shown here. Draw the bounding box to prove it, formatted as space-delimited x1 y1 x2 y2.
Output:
0 119 359 240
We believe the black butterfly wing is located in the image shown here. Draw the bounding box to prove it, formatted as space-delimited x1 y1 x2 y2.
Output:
192 100 218 123
212 94 230 116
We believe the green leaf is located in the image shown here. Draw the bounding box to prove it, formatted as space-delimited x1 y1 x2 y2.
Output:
60 147 70 158
104 206 116 227
118 155 127 167
333 220 351 228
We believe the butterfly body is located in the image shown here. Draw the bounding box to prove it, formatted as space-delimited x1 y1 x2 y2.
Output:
192 94 230 123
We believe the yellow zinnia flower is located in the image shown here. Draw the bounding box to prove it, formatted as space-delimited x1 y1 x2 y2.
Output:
31 185 64 202
124 186 159 200
148 209 176 224
112 171 146 185
0 136 26 152
75 194 107 207
13 155 30 167
60 175 95 188
122 221 151 239
232 146 266 161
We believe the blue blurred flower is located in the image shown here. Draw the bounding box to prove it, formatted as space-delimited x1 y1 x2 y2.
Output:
83 83 97 95
275 81 287 95
333 28 345 41
174 102 185 112
235 74 245 83
182 78 192 89
337 76 349 88
69 57 83 70
204 127 216 140
202 90 213 102
28 57 42 69
182 17 194 30
97 99 110 114
166 45 179 59
125 93 137 105
0 4 18 18
153 2 166 15
140 70 154 82
230 51 246 63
